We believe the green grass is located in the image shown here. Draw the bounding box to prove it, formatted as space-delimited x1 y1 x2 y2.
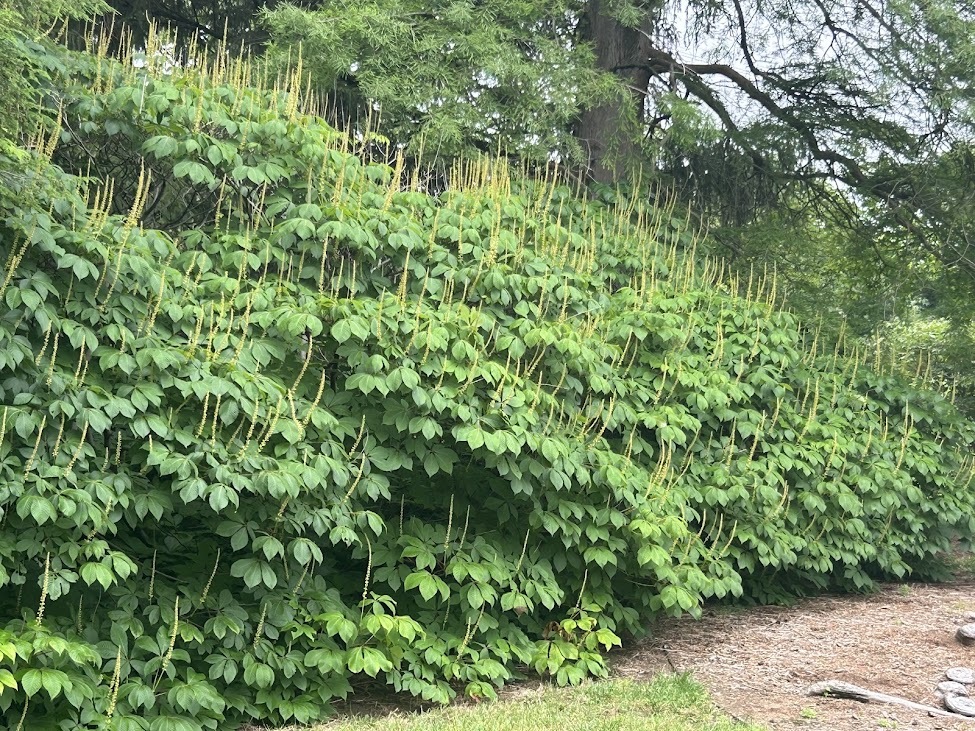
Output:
311 675 764 731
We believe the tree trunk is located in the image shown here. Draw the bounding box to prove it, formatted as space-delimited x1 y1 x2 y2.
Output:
576 1 655 185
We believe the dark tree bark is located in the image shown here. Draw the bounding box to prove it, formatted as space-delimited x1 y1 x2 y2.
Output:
575 1 655 185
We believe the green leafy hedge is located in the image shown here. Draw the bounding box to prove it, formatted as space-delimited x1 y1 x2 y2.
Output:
1 42 973 730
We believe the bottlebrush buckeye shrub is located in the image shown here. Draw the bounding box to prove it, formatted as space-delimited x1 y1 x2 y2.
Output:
1 36 974 730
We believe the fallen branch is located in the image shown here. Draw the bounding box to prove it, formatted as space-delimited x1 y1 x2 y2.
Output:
806 680 975 721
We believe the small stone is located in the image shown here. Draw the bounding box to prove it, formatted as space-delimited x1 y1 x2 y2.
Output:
964 611 975 622
946 667 975 684
957 624 975 646
938 681 969 696
945 693 975 717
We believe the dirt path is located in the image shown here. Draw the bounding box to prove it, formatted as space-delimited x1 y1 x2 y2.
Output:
614 577 975 730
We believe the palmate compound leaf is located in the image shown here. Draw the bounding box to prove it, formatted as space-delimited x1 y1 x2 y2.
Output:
19 668 71 700
346 647 393 677
404 570 450 601
80 562 115 590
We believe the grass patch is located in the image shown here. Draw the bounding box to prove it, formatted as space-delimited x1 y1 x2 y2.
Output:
311 675 764 731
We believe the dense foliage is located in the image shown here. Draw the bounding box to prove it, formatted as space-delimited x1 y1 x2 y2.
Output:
85 1 975 397
2 42 975 731
0 0 105 147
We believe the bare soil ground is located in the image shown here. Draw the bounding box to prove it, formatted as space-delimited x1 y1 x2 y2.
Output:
615 573 975 730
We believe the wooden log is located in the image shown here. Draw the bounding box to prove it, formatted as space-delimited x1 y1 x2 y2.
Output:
806 680 975 721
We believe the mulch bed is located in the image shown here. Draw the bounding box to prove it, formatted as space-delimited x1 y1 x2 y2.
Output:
615 575 975 730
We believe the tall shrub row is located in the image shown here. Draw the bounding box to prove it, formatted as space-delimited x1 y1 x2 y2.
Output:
0 41 973 730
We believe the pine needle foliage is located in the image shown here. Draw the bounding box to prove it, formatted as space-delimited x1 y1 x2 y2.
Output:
0 34 974 731
263 0 614 164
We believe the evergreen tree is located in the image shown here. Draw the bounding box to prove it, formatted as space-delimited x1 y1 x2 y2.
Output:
264 1 613 167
